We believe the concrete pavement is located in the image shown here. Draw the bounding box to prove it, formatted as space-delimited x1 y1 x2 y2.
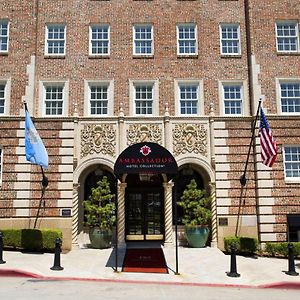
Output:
0 245 299 289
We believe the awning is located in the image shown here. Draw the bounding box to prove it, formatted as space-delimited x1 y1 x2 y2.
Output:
114 142 178 180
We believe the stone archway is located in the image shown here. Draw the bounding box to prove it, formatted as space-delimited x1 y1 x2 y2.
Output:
176 156 217 247
72 158 115 246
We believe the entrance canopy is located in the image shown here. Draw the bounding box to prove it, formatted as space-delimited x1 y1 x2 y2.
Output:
114 142 178 180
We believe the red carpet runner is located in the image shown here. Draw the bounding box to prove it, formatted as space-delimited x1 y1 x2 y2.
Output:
122 248 168 274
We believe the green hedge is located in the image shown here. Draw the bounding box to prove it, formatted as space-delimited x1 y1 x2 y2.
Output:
265 242 300 258
224 236 258 255
0 229 62 252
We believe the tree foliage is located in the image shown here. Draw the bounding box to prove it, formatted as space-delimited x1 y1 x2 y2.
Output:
83 176 115 229
177 179 212 226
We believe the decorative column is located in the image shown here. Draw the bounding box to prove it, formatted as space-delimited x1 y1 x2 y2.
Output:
209 182 217 248
72 183 80 245
163 103 171 151
117 182 127 246
164 181 174 245
209 102 216 168
118 103 126 153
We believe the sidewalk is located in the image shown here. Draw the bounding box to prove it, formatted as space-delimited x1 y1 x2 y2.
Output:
0 246 299 289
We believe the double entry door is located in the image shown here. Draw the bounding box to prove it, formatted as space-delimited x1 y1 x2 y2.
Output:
125 188 164 241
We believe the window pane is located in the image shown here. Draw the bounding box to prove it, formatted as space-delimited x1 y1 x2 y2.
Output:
0 84 5 114
44 85 64 115
178 25 197 55
0 21 9 52
284 147 300 178
280 83 300 113
47 25 65 55
135 84 153 114
89 85 108 115
223 85 242 115
179 85 198 114
221 25 240 54
90 25 109 55
134 25 152 55
276 23 298 52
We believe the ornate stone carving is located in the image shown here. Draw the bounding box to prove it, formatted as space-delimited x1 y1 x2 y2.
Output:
80 124 116 158
173 123 208 156
127 124 162 145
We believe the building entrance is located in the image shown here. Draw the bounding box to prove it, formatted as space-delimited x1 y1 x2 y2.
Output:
125 188 164 241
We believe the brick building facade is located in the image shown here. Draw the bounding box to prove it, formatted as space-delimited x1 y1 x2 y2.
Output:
0 0 299 250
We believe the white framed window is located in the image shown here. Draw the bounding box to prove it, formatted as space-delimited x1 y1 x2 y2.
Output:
133 24 153 56
0 20 9 53
276 22 299 53
220 23 240 55
0 83 5 114
222 84 243 115
177 23 197 56
84 80 114 116
90 85 108 115
40 81 69 116
0 78 11 116
175 80 203 116
45 24 66 56
284 146 300 182
129 80 159 116
89 24 110 56
279 81 300 114
134 84 153 114
0 147 3 186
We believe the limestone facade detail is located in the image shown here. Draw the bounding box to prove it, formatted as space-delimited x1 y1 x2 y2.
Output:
127 123 162 145
80 124 116 158
173 123 208 157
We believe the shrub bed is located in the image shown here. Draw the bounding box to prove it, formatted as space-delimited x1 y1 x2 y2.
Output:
224 236 258 255
0 229 62 252
264 242 300 258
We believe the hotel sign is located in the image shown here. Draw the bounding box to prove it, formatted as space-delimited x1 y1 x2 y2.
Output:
114 142 178 180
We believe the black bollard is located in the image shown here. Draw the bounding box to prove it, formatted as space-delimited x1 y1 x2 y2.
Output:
0 232 6 264
50 238 64 271
285 243 299 276
227 243 240 277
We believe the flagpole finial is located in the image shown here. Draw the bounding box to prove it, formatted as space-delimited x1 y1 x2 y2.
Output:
23 101 28 112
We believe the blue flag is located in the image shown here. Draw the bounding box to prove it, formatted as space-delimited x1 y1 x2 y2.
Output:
25 110 48 169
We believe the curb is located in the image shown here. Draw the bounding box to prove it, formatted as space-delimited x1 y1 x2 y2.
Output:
0 269 41 278
1 268 300 289
259 282 300 290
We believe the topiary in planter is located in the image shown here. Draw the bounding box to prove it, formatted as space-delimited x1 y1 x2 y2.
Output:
83 176 116 249
177 179 212 247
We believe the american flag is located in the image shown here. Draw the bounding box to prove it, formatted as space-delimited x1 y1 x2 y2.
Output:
259 108 278 167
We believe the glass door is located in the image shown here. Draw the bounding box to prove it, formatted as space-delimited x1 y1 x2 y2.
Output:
145 192 163 240
125 189 164 241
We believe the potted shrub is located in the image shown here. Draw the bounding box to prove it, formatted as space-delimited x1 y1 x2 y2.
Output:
83 176 116 249
177 179 212 248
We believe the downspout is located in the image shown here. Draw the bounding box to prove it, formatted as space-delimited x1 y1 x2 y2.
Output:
244 0 261 244
33 0 39 115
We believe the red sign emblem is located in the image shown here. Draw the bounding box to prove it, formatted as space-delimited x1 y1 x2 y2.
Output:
140 145 151 156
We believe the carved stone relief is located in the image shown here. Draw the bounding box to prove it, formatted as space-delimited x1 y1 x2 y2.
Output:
173 123 208 156
127 124 162 145
80 124 116 158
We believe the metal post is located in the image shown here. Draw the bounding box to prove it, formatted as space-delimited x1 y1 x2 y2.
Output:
174 178 179 275
50 238 64 271
227 244 240 277
0 232 6 264
285 243 299 276
33 167 49 229
114 180 119 273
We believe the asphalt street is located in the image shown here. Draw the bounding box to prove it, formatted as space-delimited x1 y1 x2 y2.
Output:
0 277 299 300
